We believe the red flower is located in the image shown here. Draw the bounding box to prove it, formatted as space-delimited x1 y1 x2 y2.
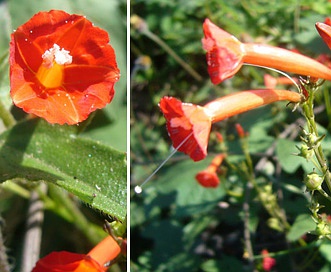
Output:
235 123 246 138
261 249 276 271
316 22 331 51
195 154 225 187
202 19 331 84
159 90 302 161
32 235 122 272
324 17 331 26
10 10 120 125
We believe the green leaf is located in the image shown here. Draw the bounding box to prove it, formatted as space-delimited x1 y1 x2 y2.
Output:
0 119 126 221
154 158 226 217
320 240 331 263
276 138 314 174
201 256 243 272
287 214 315 242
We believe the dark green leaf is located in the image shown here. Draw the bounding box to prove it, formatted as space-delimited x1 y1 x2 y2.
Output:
287 214 315 242
0 119 126 221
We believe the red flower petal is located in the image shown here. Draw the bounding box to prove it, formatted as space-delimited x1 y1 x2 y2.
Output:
32 251 104 272
316 22 331 51
195 171 220 187
261 249 276 271
159 96 211 162
202 18 244 84
10 10 120 125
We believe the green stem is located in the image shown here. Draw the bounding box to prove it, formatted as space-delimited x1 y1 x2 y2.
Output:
0 100 15 128
302 90 331 194
48 184 105 244
142 28 203 82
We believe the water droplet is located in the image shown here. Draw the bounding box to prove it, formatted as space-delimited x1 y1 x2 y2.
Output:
85 94 89 98
24 38 28 42
88 154 92 158
57 93 61 96
64 103 67 107
30 30 33 33
65 20 68 23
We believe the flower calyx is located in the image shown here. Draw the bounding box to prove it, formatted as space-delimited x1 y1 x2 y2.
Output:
304 172 324 192
295 143 314 161
300 128 325 151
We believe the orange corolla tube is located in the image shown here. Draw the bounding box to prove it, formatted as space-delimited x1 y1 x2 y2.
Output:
264 74 298 89
195 154 226 187
202 18 331 84
159 89 302 161
32 235 121 272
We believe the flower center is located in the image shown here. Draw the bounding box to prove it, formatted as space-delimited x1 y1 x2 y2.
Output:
36 44 72 89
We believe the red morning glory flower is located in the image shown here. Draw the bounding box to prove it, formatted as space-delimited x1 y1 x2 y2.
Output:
202 18 331 84
10 10 120 125
32 235 122 271
159 90 302 161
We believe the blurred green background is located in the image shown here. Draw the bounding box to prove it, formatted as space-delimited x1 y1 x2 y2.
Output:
131 0 331 271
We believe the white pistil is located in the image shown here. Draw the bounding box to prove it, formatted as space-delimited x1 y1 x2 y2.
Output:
42 44 72 68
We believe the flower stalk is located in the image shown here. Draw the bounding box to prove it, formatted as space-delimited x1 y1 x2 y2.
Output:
300 81 331 195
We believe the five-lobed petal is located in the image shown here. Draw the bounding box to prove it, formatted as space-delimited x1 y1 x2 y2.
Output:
10 10 120 125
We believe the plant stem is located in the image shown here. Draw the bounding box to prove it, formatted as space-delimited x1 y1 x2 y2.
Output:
0 216 10 272
20 183 47 272
142 28 203 82
0 100 15 128
48 184 105 244
301 88 331 193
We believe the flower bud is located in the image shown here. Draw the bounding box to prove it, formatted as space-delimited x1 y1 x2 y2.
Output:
315 221 331 237
296 144 314 160
304 172 323 191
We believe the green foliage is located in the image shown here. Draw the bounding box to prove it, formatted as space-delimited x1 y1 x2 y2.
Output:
0 119 126 220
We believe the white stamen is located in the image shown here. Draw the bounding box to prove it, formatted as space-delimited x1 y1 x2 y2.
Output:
42 44 72 68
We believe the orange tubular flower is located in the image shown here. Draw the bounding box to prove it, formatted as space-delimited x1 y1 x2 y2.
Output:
195 154 225 187
32 235 121 272
159 89 302 161
10 10 120 125
264 74 298 89
202 19 331 84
